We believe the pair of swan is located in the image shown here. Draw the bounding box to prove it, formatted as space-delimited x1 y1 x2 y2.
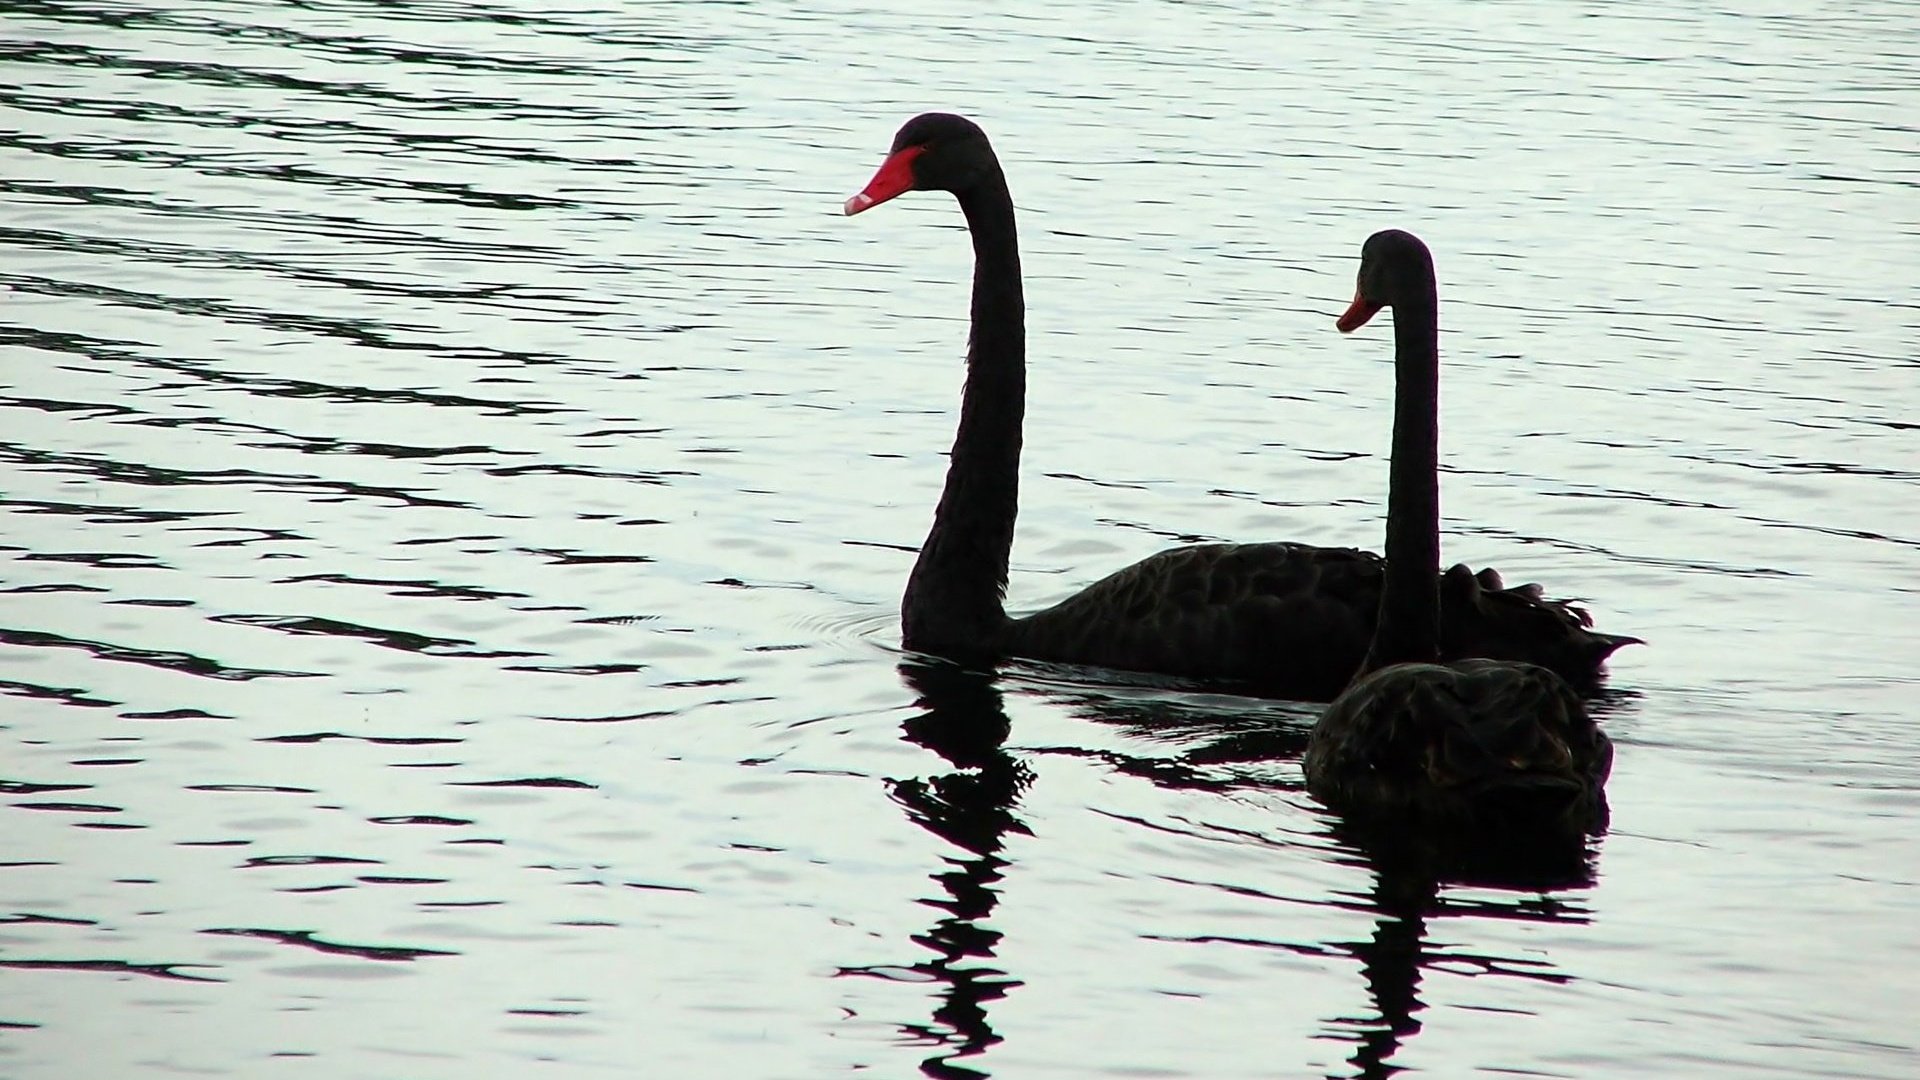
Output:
845 113 1620 829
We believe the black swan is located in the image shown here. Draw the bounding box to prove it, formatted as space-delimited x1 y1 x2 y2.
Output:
844 113 1636 701
1304 230 1612 833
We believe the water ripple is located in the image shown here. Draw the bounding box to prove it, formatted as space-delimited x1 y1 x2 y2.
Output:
0 0 1914 1077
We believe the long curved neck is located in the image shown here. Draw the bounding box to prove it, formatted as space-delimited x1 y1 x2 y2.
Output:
1361 283 1441 675
901 168 1024 655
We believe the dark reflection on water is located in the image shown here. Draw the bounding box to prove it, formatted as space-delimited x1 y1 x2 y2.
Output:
0 957 220 983
840 658 1031 1079
1024 673 1291 793
988 673 1605 1080
201 926 456 963
2 0 1915 1074
0 626 318 681
1320 832 1595 1080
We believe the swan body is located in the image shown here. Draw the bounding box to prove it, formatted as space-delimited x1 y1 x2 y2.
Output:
1303 230 1613 833
847 115 1635 702
1004 542 1618 701
1306 658 1612 833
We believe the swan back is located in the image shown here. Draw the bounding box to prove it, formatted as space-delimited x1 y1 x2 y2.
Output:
1304 658 1613 837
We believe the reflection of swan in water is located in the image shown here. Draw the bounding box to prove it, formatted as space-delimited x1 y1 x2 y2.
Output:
838 657 1031 1079
1320 818 1599 1080
1008 673 1621 1080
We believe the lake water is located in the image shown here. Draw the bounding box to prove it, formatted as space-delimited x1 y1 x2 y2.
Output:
2 0 1916 1076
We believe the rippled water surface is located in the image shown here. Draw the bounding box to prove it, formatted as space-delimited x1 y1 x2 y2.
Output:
3 1 1917 1076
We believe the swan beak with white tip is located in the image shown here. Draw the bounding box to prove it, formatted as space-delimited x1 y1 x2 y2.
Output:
1336 293 1384 333
844 145 926 215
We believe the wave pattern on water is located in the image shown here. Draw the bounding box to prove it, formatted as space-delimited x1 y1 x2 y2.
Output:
1 0 1916 1077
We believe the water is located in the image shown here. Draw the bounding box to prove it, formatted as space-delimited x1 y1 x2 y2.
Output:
2 0 1916 1075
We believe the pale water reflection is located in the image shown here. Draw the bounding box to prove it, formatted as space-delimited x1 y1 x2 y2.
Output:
2 0 1917 1077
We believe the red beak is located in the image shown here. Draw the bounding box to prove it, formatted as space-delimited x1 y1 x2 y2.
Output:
1336 292 1384 333
844 145 925 215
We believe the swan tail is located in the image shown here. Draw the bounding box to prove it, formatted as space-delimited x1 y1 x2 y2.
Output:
1439 563 1641 689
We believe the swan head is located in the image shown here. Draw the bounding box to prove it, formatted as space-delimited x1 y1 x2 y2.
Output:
845 113 999 215
1337 228 1437 332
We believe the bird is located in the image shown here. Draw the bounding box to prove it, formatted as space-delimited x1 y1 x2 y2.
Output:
845 113 1636 701
1303 229 1612 837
